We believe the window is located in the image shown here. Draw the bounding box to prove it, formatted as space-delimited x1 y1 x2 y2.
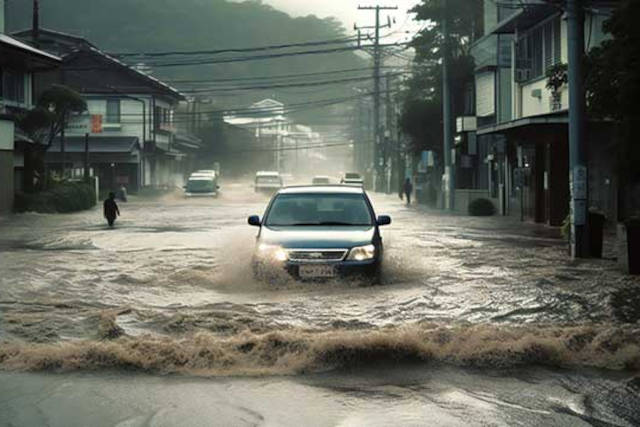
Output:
154 105 172 130
531 27 544 77
516 15 562 82
1 69 25 104
553 18 562 64
154 106 161 129
106 99 121 123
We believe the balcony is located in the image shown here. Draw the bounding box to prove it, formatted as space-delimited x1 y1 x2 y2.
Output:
471 34 498 72
489 1 558 34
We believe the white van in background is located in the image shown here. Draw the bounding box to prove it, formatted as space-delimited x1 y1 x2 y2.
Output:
255 171 283 194
184 171 219 197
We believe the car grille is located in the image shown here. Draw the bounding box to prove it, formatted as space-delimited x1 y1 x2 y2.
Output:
287 249 347 262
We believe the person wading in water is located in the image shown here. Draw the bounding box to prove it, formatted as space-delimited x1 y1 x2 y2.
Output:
103 192 120 227
403 177 413 205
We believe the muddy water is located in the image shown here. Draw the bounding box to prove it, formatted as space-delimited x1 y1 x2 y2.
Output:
1 182 639 424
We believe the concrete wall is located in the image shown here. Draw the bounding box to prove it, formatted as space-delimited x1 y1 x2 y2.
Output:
519 78 568 118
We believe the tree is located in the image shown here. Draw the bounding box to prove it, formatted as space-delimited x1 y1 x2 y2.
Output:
399 0 482 155
584 0 640 219
17 85 86 191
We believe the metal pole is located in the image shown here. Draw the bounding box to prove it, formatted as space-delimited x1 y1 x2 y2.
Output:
385 72 393 194
373 6 382 191
567 0 589 258
60 125 65 178
83 132 90 182
442 0 454 210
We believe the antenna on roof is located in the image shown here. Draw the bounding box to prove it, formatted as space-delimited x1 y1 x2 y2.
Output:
32 0 40 45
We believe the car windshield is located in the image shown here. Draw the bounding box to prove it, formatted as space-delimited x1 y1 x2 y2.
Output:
186 179 215 192
265 193 373 226
312 178 330 184
345 173 360 179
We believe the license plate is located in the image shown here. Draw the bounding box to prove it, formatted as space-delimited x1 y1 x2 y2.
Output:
299 264 336 278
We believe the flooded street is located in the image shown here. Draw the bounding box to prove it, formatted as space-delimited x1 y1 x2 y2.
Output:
1 183 640 426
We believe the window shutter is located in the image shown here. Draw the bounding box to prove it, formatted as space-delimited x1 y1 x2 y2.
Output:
544 22 553 70
553 17 562 64
532 27 543 78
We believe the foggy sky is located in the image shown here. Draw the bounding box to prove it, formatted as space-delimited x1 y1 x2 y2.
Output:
259 0 422 44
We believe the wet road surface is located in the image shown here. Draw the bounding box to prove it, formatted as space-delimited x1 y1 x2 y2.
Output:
1 182 639 425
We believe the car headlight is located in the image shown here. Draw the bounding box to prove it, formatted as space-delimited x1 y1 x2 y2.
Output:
346 244 376 261
257 244 288 262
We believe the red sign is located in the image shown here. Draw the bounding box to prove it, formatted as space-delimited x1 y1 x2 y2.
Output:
91 114 103 133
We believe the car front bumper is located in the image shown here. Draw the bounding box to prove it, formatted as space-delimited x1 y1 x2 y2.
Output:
253 258 381 280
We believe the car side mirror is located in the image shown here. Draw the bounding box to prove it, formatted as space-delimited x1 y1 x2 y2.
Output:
377 215 391 226
248 215 261 226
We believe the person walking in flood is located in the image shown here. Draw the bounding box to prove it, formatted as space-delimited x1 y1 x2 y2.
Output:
103 192 120 227
403 177 413 205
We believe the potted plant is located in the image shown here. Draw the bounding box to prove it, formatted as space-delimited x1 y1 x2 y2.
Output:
546 63 568 111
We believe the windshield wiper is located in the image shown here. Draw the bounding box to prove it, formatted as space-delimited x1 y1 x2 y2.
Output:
300 221 370 226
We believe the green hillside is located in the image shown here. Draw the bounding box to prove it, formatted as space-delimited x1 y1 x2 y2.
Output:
7 0 367 123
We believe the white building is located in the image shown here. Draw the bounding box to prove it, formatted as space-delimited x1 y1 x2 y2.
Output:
0 1 61 213
224 98 292 172
13 28 187 192
460 0 615 224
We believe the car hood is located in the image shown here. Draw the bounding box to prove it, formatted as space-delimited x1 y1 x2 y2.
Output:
259 226 376 249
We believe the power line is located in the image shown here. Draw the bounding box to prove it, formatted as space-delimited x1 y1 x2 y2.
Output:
62 42 409 72
164 65 409 85
111 36 359 57
92 88 403 120
177 72 409 94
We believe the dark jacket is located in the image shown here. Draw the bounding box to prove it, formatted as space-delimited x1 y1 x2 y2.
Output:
103 198 120 219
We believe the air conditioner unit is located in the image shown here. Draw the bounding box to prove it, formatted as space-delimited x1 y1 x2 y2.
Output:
515 68 531 83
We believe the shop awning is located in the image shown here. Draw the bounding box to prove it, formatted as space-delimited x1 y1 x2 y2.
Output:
477 113 568 135
48 136 140 153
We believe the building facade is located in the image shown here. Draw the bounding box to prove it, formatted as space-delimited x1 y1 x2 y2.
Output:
461 0 615 224
0 2 60 213
13 28 188 193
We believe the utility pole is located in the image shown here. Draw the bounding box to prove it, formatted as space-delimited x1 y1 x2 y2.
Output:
442 0 455 210
83 132 90 182
567 0 589 258
32 0 40 45
357 4 397 192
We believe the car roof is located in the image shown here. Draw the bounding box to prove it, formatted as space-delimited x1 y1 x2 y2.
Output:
278 185 364 195
312 175 330 179
256 171 280 176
